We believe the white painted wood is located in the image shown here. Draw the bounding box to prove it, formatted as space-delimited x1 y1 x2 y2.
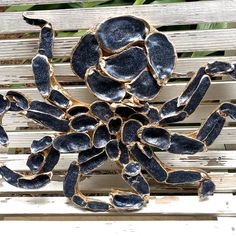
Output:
0 56 235 85
2 126 236 148
1 151 236 171
2 104 228 130
0 220 235 236
0 0 106 6
0 81 236 103
1 29 236 60
1 1 236 33
0 172 235 194
0 194 234 216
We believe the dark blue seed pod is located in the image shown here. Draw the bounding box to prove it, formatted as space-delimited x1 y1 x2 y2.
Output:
71 33 100 80
79 151 108 174
78 146 104 164
0 94 10 114
97 16 147 52
63 162 79 198
87 201 110 212
70 114 97 132
130 143 167 182
86 68 125 102
30 100 64 118
53 133 91 153
93 125 110 148
108 116 122 135
111 192 144 210
121 119 142 144
140 126 171 150
31 136 53 154
118 141 129 165
90 101 113 121
18 173 51 189
219 102 236 120
168 133 205 154
124 162 141 176
26 153 45 173
72 195 87 208
166 170 202 184
102 47 147 82
105 139 120 160
41 147 60 172
0 166 22 187
198 179 215 198
49 89 70 109
26 110 69 132
205 61 234 75
0 125 8 146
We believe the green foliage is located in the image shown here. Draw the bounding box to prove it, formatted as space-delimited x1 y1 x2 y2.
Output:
191 22 228 58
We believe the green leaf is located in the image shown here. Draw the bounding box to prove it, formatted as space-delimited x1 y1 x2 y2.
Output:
5 5 33 12
191 22 227 58
153 0 186 3
133 0 146 5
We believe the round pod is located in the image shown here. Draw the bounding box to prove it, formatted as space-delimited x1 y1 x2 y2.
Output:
140 126 171 150
93 124 111 148
26 153 45 173
31 136 53 153
67 106 89 116
124 161 141 176
71 33 100 80
145 32 176 84
127 70 161 100
108 116 122 135
101 46 147 82
97 16 147 53
90 101 113 121
53 133 91 153
121 119 142 144
70 114 97 132
0 95 10 114
86 68 126 102
105 139 120 160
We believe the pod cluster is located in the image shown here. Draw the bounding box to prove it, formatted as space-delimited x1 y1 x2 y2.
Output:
71 16 176 102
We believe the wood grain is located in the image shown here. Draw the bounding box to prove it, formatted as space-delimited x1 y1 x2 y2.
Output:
1 126 236 148
0 221 235 236
0 81 235 103
1 150 236 171
1 1 236 33
0 0 106 6
0 194 235 216
1 29 236 60
0 172 235 194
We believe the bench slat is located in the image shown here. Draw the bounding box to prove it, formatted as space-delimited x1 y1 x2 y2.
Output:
0 194 234 216
2 104 223 130
1 1 236 33
0 81 235 103
0 172 235 194
1 29 236 60
0 221 235 236
2 127 236 148
0 0 105 6
1 151 236 171
1 56 236 85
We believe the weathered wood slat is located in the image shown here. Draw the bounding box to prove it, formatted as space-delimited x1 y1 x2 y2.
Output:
0 194 234 216
2 127 236 148
1 56 236 85
1 29 236 60
0 0 105 6
0 220 235 235
0 81 235 103
0 172 235 194
2 104 223 130
1 1 236 33
1 151 235 171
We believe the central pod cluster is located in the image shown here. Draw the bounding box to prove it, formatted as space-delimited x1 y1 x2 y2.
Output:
71 16 176 103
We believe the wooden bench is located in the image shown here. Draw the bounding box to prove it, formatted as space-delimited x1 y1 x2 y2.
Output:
0 0 236 233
